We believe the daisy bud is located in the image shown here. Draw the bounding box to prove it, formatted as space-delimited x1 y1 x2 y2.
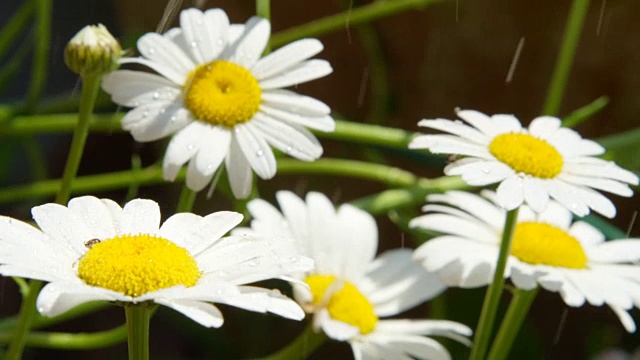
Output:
64 24 121 76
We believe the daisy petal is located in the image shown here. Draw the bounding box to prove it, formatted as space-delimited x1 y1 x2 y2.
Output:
261 89 331 117
155 299 224 328
234 122 277 179
496 175 525 210
528 116 561 139
37 282 127 317
102 70 178 107
227 17 270 68
253 38 324 79
259 59 332 89
163 122 208 181
226 135 253 199
120 199 161 235
251 113 323 161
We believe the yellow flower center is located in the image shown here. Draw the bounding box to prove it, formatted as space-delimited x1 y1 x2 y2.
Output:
183 60 261 127
305 275 378 335
77 234 201 297
489 133 563 178
510 222 588 269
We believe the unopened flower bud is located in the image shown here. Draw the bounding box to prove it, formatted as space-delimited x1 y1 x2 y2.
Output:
64 24 121 76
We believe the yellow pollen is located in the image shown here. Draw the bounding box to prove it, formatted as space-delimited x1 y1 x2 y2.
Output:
77 234 201 297
511 222 588 269
305 275 378 335
183 60 261 127
489 133 563 178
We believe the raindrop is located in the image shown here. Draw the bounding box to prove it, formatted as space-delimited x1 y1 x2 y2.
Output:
215 289 225 295
187 143 195 151
148 47 156 55
153 92 160 99
248 259 260 267
256 150 264 157
289 256 298 262
190 41 198 48
216 39 224 46
482 168 490 174
285 146 293 153
170 116 177 122
142 111 149 118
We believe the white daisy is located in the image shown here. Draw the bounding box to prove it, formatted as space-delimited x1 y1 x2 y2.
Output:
234 191 472 360
410 190 640 332
408 110 638 218
102 8 334 198
0 196 314 327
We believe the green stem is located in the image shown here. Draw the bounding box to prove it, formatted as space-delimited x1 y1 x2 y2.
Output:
256 0 271 20
0 0 36 60
125 305 153 360
258 323 327 360
0 158 454 204
4 281 43 360
0 116 420 151
176 186 197 213
0 302 109 332
56 73 102 203
0 325 127 350
25 0 51 110
541 0 591 116
351 176 470 215
256 0 271 53
271 0 447 48
487 287 540 360
469 208 520 360
562 96 609 128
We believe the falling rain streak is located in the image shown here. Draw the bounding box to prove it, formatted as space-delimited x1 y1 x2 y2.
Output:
505 37 525 84
157 0 183 33
597 0 607 36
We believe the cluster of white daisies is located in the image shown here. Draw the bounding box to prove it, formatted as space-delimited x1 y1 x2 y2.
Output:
1 7 639 360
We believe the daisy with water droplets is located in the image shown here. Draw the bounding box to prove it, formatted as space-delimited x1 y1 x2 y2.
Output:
0 196 313 327
411 190 640 332
409 110 638 217
234 191 472 359
102 8 334 198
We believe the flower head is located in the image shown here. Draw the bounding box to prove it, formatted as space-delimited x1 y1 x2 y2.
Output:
235 191 472 359
102 8 334 198
0 196 313 327
409 110 638 217
410 190 640 332
65 24 122 76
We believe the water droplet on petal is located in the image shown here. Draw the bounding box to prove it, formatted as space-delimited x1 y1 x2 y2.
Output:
153 91 160 99
256 150 264 157
285 146 293 153
482 168 490 174
190 41 198 48
248 259 261 267
142 111 149 118
148 47 156 55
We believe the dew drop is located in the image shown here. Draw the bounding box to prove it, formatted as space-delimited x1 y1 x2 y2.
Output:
142 111 149 118
286 146 293 153
187 143 195 151
148 47 156 55
215 289 225 295
190 41 198 48
289 256 298 262
153 91 160 99
256 150 264 157
248 259 261 267
216 39 224 46
170 116 177 122
482 168 490 174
